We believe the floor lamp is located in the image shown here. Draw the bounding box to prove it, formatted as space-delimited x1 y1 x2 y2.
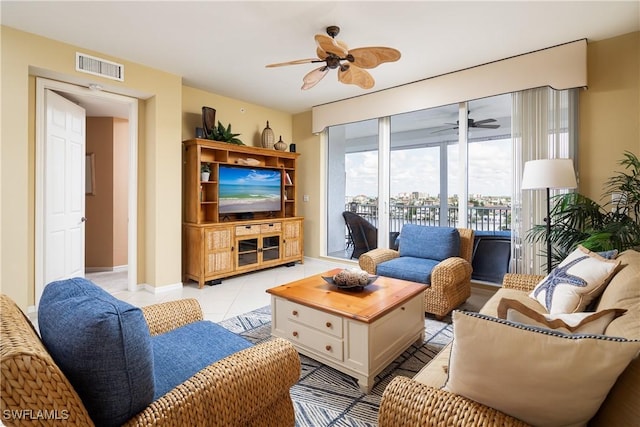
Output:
521 159 577 274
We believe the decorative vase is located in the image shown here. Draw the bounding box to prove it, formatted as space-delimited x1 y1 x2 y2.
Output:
274 136 287 151
201 172 210 182
261 121 275 149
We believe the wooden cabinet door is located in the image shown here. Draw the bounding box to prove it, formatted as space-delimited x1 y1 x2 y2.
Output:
282 219 303 261
203 226 234 277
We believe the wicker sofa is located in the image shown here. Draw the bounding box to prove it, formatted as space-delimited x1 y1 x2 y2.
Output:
1 284 300 426
378 249 640 426
359 226 474 319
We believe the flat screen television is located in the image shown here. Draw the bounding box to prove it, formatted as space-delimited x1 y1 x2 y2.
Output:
218 165 282 214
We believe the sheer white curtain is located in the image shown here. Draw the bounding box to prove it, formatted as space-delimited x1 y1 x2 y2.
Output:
511 87 579 274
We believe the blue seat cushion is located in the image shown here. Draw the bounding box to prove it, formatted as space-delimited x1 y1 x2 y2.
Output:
377 256 440 284
398 225 460 261
152 320 252 400
38 278 154 427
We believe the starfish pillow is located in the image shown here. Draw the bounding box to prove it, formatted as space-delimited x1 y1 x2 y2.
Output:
530 246 620 314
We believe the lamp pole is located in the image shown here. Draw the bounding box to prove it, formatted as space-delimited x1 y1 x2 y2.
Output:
544 187 552 274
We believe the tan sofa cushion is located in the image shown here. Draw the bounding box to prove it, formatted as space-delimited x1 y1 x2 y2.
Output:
442 311 640 427
597 250 640 339
480 287 546 317
412 343 450 388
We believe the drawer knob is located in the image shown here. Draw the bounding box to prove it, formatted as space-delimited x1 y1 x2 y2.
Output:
325 345 332 351
326 322 332 328
401 306 406 311
292 310 298 316
292 331 298 337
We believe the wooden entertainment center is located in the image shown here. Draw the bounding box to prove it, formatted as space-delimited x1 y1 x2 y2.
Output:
182 139 304 288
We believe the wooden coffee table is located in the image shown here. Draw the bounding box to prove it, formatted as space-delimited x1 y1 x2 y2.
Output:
266 268 425 393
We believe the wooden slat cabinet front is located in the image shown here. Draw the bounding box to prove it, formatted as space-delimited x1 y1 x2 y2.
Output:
183 218 304 288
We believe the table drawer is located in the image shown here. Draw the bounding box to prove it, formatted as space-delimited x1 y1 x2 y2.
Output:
285 322 344 362
283 300 343 338
235 224 260 236
261 222 281 233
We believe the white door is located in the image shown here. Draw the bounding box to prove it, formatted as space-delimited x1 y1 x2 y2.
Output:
44 89 86 285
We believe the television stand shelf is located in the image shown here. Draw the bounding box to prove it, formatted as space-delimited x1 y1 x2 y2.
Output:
182 139 303 287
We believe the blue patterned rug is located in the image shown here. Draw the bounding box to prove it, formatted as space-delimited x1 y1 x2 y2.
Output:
219 306 453 427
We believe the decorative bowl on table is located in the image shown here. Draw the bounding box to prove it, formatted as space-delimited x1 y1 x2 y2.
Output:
322 268 378 292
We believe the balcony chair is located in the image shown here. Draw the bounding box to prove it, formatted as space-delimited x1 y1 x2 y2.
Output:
359 225 474 319
342 211 400 260
471 232 512 284
0 278 300 426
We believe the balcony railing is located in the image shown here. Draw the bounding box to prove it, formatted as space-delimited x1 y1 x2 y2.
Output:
346 202 511 234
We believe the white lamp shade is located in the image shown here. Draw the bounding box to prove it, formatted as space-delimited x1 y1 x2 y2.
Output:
521 159 577 190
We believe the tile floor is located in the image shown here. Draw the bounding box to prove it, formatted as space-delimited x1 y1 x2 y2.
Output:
88 257 356 322
86 257 496 322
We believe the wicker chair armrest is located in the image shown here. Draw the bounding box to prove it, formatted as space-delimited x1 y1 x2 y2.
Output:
124 337 300 426
378 376 530 427
502 273 545 292
141 298 204 336
359 249 399 274
430 257 472 290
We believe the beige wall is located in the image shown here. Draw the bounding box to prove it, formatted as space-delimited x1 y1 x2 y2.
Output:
292 111 323 258
579 31 640 200
85 117 129 269
86 118 115 268
1 26 183 308
181 86 292 148
113 118 129 267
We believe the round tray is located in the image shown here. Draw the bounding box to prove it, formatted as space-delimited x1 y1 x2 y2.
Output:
321 275 378 292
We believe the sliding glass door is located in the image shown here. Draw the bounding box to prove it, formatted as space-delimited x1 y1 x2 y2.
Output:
326 94 513 264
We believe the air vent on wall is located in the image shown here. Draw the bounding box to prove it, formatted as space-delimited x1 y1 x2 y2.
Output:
76 52 124 81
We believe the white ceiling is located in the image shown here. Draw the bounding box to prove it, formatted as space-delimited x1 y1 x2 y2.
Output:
2 1 638 117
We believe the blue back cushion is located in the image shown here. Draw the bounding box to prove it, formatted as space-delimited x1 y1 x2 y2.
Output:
38 278 154 427
399 225 460 261
152 321 252 399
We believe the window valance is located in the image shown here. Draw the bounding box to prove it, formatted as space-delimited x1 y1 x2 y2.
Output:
312 39 587 133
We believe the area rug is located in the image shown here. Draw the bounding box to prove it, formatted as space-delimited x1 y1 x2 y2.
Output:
218 306 454 427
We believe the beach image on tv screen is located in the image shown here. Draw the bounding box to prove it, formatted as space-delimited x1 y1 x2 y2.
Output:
219 166 282 214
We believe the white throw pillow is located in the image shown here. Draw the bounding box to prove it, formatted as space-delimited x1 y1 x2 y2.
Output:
443 311 640 427
529 245 620 314
497 297 627 335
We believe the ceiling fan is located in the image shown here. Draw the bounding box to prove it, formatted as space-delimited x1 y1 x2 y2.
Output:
265 26 401 90
432 115 500 133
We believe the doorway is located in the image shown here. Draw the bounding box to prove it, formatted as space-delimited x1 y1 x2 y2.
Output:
35 78 139 306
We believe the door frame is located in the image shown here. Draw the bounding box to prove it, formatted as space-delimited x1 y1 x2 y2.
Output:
35 78 139 305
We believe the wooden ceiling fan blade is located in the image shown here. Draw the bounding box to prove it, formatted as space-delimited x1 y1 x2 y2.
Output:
315 34 348 57
349 47 401 69
475 124 501 129
301 67 329 90
266 58 319 68
338 65 374 89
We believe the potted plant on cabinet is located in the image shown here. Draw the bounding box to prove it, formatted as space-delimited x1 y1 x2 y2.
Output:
206 121 244 145
201 163 211 182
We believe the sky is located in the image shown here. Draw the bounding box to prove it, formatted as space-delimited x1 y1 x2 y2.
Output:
345 138 512 198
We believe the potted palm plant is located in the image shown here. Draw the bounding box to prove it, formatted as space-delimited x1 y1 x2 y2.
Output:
527 151 640 268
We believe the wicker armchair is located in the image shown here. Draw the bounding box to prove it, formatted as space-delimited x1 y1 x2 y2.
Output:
0 294 300 426
359 227 474 319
